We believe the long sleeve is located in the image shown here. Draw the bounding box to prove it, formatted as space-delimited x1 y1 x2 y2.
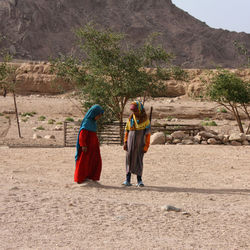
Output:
144 133 151 152
124 131 129 144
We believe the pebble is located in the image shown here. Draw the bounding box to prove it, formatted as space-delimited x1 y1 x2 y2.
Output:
161 205 182 212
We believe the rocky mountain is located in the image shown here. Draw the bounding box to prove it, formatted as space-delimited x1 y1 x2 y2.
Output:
0 0 249 68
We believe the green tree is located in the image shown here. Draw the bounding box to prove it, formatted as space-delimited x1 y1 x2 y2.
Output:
206 70 250 134
52 24 174 141
0 54 22 138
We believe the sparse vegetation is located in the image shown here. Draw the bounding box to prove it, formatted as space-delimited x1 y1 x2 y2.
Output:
21 118 29 122
201 120 217 126
0 52 22 138
21 111 36 117
38 115 46 121
203 69 250 133
65 117 74 122
217 107 227 113
166 116 173 121
171 66 189 81
51 23 185 143
36 126 45 130
48 119 56 124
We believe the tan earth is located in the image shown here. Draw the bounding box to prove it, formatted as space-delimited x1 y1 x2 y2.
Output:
0 93 249 249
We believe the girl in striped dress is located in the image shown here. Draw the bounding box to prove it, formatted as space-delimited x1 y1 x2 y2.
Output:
123 101 151 187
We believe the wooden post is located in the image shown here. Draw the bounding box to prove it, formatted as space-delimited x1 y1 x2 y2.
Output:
63 122 67 147
13 91 22 138
149 106 153 122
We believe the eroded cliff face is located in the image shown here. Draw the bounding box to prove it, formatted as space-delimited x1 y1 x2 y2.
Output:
0 0 249 68
5 62 250 97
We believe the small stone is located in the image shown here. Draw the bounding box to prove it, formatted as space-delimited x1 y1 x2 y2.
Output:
182 212 191 216
33 133 42 139
162 205 182 212
44 135 56 139
54 125 63 131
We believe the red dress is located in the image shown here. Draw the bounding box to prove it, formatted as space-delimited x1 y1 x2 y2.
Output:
74 129 102 183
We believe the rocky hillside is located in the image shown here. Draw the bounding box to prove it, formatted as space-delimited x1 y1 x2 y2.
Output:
4 62 250 97
0 0 249 68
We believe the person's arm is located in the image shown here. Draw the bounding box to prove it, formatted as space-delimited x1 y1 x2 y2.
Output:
79 129 89 152
123 131 129 151
143 133 151 153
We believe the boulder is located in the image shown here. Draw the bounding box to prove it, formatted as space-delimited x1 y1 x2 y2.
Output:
229 133 246 142
172 139 181 144
198 131 218 140
230 141 242 146
242 140 249 146
150 132 165 145
193 135 202 143
171 131 186 139
246 135 250 141
181 139 194 145
207 138 218 145
165 135 173 143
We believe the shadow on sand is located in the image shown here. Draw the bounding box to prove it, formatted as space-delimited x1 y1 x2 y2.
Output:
78 182 250 195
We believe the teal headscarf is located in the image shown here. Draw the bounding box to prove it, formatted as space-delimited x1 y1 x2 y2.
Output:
75 104 104 161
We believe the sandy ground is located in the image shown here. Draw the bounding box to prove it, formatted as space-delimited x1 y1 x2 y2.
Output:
0 145 250 249
0 94 250 249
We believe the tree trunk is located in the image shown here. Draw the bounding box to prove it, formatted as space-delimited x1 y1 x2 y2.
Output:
13 91 22 138
232 105 244 133
119 112 124 145
242 103 250 134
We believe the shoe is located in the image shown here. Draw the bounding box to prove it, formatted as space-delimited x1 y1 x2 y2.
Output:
122 180 132 186
136 181 144 187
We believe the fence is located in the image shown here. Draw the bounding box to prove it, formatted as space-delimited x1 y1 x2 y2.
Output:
63 121 204 147
63 121 126 147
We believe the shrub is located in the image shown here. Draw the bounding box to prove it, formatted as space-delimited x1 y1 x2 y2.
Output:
65 117 74 122
21 118 29 122
217 108 227 113
201 120 217 126
38 116 46 121
48 119 56 124
36 126 45 130
21 112 36 117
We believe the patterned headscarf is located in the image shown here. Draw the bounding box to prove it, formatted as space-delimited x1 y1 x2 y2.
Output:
126 101 150 131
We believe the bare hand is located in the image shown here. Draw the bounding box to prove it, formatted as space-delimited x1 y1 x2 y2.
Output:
82 146 87 153
123 143 128 151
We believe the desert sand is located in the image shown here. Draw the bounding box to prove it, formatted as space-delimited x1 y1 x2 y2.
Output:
0 145 250 249
0 94 250 249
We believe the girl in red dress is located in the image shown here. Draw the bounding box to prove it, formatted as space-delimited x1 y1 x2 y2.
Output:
74 104 104 184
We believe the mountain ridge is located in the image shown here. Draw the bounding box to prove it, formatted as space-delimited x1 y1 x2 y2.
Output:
0 0 249 68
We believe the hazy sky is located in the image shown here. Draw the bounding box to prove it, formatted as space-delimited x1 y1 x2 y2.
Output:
172 0 250 34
